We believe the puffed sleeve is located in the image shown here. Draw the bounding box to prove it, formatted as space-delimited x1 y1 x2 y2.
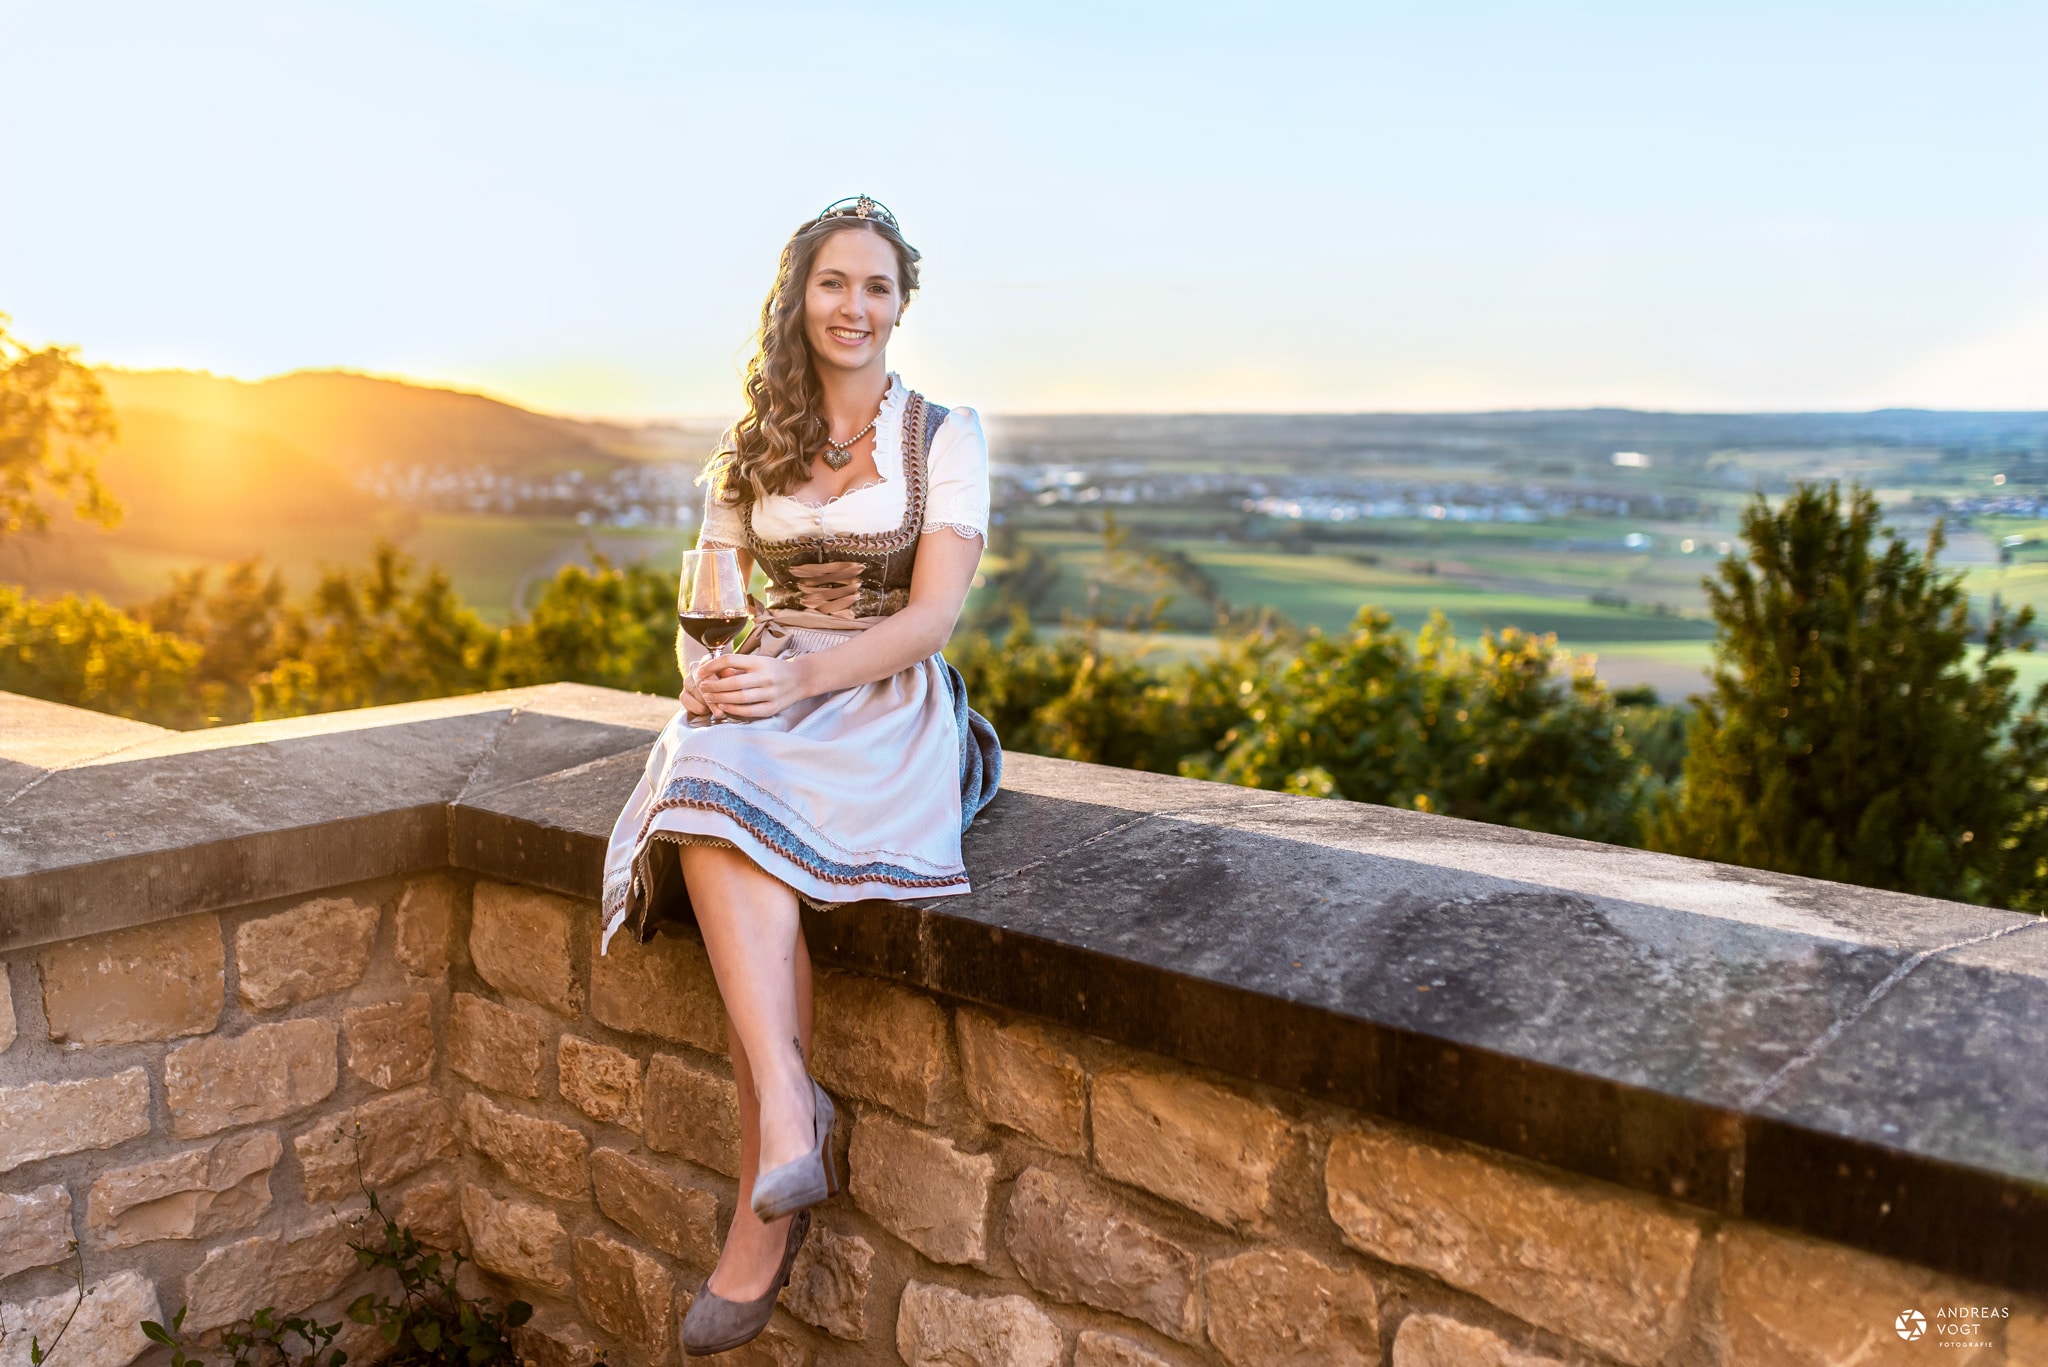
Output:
922 406 990 540
697 465 746 549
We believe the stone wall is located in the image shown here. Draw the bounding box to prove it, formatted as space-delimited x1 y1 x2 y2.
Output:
4 869 2041 1367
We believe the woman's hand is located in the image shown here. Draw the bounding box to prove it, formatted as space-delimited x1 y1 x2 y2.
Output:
693 652 808 720
678 672 715 720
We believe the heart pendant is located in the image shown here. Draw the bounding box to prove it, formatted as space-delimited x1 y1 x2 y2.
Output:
821 448 853 471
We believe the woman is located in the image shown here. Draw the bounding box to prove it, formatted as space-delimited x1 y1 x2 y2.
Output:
600 196 1001 1357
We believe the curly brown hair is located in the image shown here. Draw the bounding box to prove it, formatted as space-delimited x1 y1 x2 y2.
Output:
710 214 923 507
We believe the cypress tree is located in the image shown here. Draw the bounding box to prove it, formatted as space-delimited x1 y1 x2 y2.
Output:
1650 483 2048 909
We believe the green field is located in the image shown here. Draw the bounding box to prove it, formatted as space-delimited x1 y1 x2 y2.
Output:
10 392 2041 705
405 516 692 624
995 528 1724 697
979 516 2048 702
0 512 693 627
29 506 2040 702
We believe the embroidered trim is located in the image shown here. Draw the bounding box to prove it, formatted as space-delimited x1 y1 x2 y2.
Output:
651 831 735 852
921 521 987 540
746 391 933 560
651 751 948 865
646 774 967 888
780 474 888 511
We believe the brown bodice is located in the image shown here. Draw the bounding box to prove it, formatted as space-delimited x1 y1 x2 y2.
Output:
741 392 950 622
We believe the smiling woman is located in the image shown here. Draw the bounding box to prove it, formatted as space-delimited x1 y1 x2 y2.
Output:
599 197 1002 1357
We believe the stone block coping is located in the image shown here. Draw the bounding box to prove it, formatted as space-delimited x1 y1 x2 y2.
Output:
3 684 2044 1293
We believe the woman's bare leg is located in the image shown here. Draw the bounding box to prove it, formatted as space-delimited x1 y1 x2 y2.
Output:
713 930 813 1298
681 844 817 1299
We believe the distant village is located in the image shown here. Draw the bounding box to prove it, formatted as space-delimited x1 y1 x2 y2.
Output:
353 461 702 527
351 456 2045 543
352 459 1710 529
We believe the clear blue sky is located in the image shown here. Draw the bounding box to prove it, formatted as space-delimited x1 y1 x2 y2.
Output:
3 1 2044 416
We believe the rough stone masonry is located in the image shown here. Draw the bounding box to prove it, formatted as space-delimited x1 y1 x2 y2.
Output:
3 686 2046 1366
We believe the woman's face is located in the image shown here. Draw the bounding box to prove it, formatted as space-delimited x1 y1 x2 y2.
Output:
803 227 901 376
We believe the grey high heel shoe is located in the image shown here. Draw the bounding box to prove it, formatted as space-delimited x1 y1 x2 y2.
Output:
751 1079 837 1222
681 1209 810 1357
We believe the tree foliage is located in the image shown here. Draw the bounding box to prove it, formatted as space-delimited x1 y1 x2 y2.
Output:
11 482 2048 908
1649 484 2048 908
1187 610 1657 843
140 559 291 724
950 605 1676 844
252 545 497 717
0 315 119 537
493 554 678 694
0 583 201 724
4 542 681 727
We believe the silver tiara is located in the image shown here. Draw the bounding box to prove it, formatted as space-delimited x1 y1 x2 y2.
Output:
815 195 898 230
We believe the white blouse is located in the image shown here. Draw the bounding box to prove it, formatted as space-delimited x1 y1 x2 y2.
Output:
700 374 989 547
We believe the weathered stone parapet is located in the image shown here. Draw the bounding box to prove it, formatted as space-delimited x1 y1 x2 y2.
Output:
812 969 954 1124
644 1051 740 1177
1003 1165 1202 1343
849 1110 996 1266
557 1034 644 1131
0 1069 152 1172
0 1268 159 1367
0 1184 73 1279
295 1085 458 1200
0 868 470 1367
343 991 435 1090
5 685 2048 1367
589 1146 719 1267
459 1091 591 1200
2 858 2043 1367
37 913 223 1046
233 895 380 1011
472 882 584 1019
461 1182 571 1290
1092 1067 1293 1230
164 1018 340 1138
780 1219 875 1341
957 1007 1088 1157
448 990 549 1098
89 1130 281 1248
897 1280 1063 1367
1326 1121 1700 1365
182 1215 360 1333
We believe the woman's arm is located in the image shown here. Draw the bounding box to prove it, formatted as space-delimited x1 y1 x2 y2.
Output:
694 533 980 720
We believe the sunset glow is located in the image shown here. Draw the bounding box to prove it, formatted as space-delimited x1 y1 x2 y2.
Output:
3 1 2044 416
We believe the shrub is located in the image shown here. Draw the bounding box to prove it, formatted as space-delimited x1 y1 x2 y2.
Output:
1649 484 2048 907
0 583 201 725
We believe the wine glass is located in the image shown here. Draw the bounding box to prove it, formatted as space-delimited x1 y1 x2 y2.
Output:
677 548 750 723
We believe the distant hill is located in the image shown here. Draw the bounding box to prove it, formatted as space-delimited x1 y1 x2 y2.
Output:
0 368 724 604
93 368 645 476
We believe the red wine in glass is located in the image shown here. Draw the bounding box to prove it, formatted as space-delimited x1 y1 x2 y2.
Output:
678 612 748 650
677 547 750 723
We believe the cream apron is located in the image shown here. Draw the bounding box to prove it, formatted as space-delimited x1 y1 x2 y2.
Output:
600 393 1002 949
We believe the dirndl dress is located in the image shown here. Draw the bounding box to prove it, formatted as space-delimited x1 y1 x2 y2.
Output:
600 385 1003 951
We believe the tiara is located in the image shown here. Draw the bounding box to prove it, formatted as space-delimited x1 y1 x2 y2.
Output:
814 195 898 230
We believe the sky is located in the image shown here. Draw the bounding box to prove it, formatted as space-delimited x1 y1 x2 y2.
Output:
2 1 2045 418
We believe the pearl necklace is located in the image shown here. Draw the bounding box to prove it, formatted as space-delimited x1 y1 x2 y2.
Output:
821 406 881 471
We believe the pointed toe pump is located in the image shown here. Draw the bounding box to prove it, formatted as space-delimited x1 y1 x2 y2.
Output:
681 1210 811 1357
751 1079 838 1223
